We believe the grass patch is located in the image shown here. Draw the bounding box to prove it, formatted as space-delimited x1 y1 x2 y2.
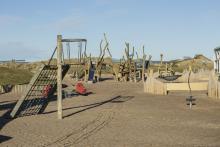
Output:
0 67 33 85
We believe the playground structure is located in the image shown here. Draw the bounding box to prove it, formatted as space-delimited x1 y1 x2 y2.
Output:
144 54 210 96
208 47 220 99
93 33 112 82
7 34 219 120
82 33 112 82
144 68 208 95
144 51 216 96
158 54 174 77
214 47 220 75
144 48 216 97
80 34 150 83
112 43 151 82
10 35 87 119
157 54 181 81
9 34 151 120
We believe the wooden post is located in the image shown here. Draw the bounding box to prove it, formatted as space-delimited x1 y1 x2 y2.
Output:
160 53 163 65
57 35 63 119
142 46 146 82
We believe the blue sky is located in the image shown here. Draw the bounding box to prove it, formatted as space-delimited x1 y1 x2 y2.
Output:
0 0 220 61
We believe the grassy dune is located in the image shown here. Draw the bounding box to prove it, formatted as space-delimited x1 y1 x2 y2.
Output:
0 67 33 85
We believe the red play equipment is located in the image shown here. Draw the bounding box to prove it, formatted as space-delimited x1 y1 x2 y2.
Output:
75 82 87 95
42 84 52 97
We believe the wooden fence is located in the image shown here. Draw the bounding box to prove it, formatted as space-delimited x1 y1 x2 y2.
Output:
208 71 220 99
0 84 28 95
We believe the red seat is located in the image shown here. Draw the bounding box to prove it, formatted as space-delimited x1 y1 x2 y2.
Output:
75 83 87 94
43 85 52 97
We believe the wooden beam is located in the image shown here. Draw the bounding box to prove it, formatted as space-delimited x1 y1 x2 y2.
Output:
57 35 63 119
142 46 146 82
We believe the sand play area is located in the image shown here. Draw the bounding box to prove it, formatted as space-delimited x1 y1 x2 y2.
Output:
1 77 220 147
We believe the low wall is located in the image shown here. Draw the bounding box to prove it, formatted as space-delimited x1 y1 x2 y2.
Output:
11 84 28 95
144 70 167 95
0 84 28 95
208 71 220 99
144 77 167 95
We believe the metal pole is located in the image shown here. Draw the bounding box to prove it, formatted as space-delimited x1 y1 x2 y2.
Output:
66 42 70 61
57 35 63 119
79 42 82 63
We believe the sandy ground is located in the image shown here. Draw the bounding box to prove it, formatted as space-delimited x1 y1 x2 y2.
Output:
1 77 220 147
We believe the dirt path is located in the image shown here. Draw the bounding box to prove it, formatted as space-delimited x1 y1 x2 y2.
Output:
1 80 220 147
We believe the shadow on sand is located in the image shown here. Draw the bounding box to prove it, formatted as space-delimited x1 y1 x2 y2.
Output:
42 95 134 118
0 100 16 144
0 135 12 144
0 94 134 144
